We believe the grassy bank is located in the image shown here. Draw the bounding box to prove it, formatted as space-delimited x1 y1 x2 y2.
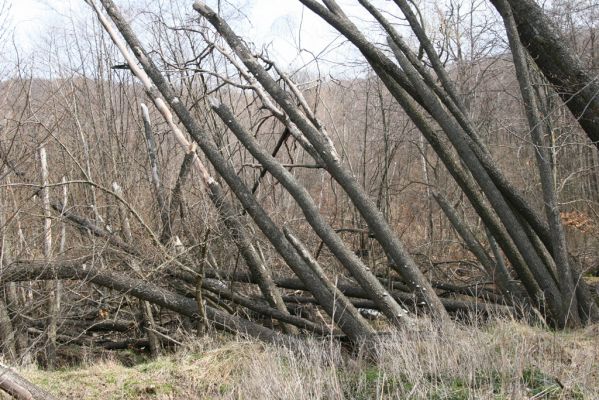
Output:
6 319 598 399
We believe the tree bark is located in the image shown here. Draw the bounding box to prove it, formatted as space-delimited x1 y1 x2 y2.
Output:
295 0 567 324
1 261 289 346
365 0 553 247
0 363 58 400
496 0 582 327
212 101 410 326
89 1 300 335
140 103 170 243
432 191 519 302
200 279 331 335
284 227 376 339
0 299 17 362
162 152 194 243
38 147 58 369
174 268 516 316
490 0 599 149
194 1 449 322
367 67 544 308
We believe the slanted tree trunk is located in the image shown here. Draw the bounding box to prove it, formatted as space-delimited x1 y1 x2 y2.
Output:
388 0 553 248
292 0 581 327
432 191 519 302
495 0 588 327
0 363 58 400
140 103 170 243
94 0 378 343
211 101 411 326
200 278 331 335
368 1 566 324
283 228 376 339
490 0 599 149
193 1 449 322
89 1 301 336
162 151 194 243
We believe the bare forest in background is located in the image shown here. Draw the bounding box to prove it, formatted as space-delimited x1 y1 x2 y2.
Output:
0 0 599 397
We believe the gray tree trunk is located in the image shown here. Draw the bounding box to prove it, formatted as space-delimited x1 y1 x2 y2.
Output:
211 101 410 326
0 362 58 400
496 0 583 327
1 261 290 346
0 299 17 362
193 1 449 322
432 191 519 302
490 0 599 149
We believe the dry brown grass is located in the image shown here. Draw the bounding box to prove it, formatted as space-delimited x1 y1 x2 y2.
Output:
6 319 598 399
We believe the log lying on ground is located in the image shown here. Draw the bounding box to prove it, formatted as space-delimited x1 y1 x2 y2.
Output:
433 282 509 304
25 327 177 351
28 319 137 334
172 269 515 315
51 193 303 335
0 364 57 400
162 274 337 335
281 294 515 316
200 279 332 336
198 268 509 304
1 261 290 346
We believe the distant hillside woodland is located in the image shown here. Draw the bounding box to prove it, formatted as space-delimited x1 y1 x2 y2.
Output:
1 0 599 397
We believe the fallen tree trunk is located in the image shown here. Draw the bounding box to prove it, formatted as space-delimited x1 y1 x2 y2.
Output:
172 269 516 316
0 364 57 400
281 294 515 316
25 327 177 352
199 268 508 304
200 279 332 336
0 261 289 346
28 319 136 334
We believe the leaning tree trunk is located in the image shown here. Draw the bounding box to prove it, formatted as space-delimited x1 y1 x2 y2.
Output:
0 363 58 400
89 1 301 336
293 0 578 326
432 191 519 303
211 101 411 327
193 1 449 322
496 0 586 327
490 0 599 150
139 103 170 244
93 0 373 342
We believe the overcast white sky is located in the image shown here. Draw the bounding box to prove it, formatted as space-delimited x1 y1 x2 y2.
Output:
10 0 81 44
7 0 372 72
